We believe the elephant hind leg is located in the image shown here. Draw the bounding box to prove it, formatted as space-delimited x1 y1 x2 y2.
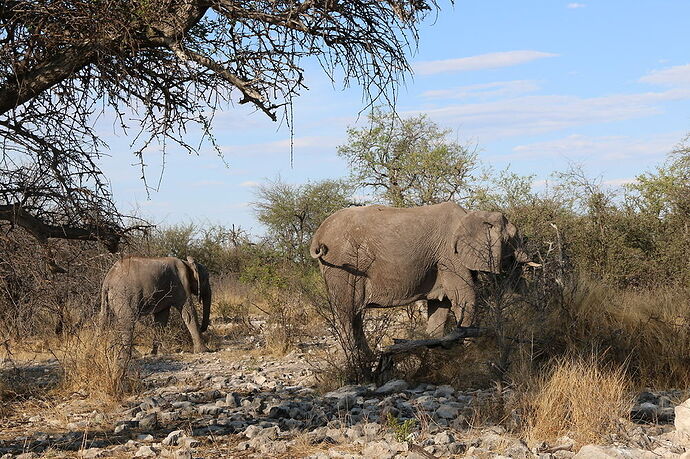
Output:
150 308 170 355
111 315 136 391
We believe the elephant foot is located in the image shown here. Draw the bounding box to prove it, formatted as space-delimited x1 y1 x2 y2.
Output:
193 345 209 353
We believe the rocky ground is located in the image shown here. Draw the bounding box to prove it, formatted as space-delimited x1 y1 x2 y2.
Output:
2 328 690 458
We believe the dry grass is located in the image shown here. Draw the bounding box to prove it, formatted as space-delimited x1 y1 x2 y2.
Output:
524 355 632 446
537 278 690 387
55 328 140 399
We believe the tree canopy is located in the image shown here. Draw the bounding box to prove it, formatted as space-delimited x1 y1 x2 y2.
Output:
254 178 352 264
337 107 477 207
0 0 442 250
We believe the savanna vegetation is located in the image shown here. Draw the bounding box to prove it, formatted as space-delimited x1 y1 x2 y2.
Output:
1 108 689 446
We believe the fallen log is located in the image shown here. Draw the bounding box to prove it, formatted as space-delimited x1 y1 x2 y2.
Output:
374 327 487 383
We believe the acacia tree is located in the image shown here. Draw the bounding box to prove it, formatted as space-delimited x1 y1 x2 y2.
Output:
254 178 352 264
337 107 477 207
0 0 442 250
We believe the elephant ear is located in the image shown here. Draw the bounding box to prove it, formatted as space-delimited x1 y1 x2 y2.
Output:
186 256 202 300
453 211 505 274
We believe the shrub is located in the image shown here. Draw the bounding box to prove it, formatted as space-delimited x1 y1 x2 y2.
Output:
525 356 631 445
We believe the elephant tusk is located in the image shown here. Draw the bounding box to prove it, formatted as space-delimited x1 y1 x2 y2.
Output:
526 261 542 268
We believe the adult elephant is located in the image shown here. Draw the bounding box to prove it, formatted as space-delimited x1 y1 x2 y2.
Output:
310 202 534 370
100 256 211 356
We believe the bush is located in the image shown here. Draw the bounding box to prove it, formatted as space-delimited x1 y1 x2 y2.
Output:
0 225 114 342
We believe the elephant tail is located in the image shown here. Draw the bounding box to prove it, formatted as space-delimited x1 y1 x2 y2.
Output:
310 242 328 259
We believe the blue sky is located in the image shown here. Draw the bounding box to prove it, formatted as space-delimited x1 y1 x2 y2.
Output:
100 1 690 234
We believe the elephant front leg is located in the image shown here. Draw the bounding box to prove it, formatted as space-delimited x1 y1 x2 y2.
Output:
179 301 208 353
451 280 477 328
426 298 452 338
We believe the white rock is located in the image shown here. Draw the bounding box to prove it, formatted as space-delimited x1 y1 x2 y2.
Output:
79 448 107 458
574 445 662 458
676 398 690 435
162 429 185 446
134 445 159 457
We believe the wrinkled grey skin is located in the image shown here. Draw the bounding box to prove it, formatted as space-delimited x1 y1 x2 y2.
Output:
310 202 530 364
100 256 211 355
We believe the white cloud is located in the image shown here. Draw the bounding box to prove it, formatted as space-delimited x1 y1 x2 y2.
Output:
413 51 558 76
567 3 586 8
240 180 260 187
421 80 540 100
640 64 690 87
505 133 678 161
408 89 690 140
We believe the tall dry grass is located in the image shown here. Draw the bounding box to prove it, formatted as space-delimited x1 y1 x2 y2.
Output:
524 356 632 446
536 277 690 388
56 328 140 398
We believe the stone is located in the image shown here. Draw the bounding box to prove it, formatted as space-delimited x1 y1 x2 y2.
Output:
416 395 440 412
134 446 159 457
375 379 409 395
158 411 180 424
631 402 660 422
504 442 531 459
136 434 154 442
162 430 185 446
139 397 162 411
433 431 454 444
324 385 369 400
196 404 221 416
67 420 89 430
435 404 460 419
434 385 455 398
363 441 394 458
79 448 107 458
180 437 200 448
676 399 690 435
138 413 158 431
448 442 467 455
172 450 192 459
553 452 576 459
114 421 138 434
267 404 291 419
225 392 240 408
573 445 655 458
362 422 380 438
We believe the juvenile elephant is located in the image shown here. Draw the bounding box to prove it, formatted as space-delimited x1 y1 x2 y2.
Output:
310 202 533 368
100 256 211 356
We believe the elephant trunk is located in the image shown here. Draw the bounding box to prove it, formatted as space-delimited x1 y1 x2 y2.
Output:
200 285 211 333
